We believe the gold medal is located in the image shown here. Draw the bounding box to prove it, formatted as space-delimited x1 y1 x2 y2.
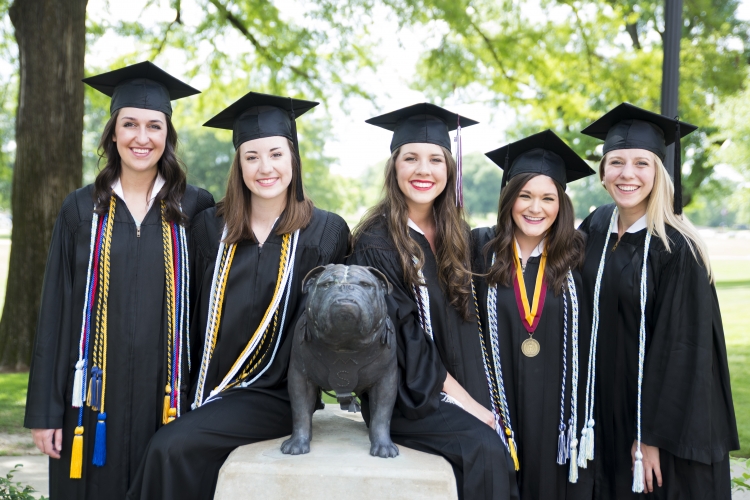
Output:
521 336 540 357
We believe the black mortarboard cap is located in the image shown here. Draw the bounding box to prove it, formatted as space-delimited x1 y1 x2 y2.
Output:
581 102 697 214
485 130 594 191
83 61 200 117
203 91 319 201
365 103 478 152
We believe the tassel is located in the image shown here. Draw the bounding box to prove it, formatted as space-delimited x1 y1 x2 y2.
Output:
566 418 574 460
585 421 595 459
86 374 93 407
72 361 85 408
673 119 682 215
167 408 177 423
89 367 101 411
577 430 589 468
162 385 171 425
69 426 84 479
632 450 645 493
454 116 463 207
92 413 107 467
568 438 579 483
556 425 567 465
505 427 519 471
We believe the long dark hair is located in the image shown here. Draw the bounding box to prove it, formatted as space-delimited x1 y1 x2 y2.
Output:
483 172 584 294
93 109 187 224
216 138 313 244
353 146 473 320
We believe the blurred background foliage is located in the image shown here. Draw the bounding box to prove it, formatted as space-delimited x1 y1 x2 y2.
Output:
1 0 750 227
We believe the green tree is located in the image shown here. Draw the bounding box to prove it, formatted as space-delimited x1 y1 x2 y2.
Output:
386 0 748 207
0 0 379 368
461 152 503 217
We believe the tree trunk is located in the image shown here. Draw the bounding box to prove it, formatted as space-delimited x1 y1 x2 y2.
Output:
0 0 87 370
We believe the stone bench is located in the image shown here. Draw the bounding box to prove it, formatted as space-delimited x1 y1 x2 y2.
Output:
214 406 458 500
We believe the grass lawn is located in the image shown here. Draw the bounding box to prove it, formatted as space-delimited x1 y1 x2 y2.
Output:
0 373 27 435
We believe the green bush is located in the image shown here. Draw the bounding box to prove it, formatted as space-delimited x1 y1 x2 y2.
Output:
0 465 46 500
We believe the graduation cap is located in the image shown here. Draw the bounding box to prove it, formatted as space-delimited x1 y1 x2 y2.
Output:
366 103 479 206
580 102 698 214
203 91 319 202
83 61 200 117
485 129 594 191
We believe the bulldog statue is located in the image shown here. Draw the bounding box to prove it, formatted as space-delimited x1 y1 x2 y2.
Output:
280 264 399 458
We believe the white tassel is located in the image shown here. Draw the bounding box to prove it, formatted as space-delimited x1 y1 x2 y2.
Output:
584 421 595 459
577 429 589 468
632 450 644 493
568 438 579 483
72 360 84 408
556 427 567 465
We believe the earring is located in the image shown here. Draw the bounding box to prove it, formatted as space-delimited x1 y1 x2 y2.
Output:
601 180 605 185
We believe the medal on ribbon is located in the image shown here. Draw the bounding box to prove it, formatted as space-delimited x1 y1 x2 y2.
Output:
512 241 547 357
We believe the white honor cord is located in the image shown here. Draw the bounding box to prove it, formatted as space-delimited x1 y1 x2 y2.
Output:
180 223 191 374
579 207 619 468
192 228 231 409
205 229 300 402
240 229 299 388
176 225 188 417
632 231 652 493
565 270 580 482
411 256 434 341
486 254 516 449
72 213 99 408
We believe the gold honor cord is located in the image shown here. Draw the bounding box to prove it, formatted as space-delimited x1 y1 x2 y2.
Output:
162 203 176 424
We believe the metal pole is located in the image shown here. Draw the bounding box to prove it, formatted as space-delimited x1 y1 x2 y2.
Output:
661 0 683 176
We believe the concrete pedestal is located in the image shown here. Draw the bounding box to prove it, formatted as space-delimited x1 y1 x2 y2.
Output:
214 406 458 500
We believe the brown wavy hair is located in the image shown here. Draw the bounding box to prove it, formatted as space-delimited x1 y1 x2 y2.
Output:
216 138 313 244
353 146 473 319
93 109 187 224
483 172 584 294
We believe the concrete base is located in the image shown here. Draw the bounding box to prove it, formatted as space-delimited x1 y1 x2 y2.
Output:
214 406 458 500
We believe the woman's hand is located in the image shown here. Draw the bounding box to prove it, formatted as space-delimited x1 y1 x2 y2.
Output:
32 428 63 459
632 441 662 493
442 373 495 429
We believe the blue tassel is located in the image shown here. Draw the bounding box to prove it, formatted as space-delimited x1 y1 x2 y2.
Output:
556 425 567 465
89 367 102 411
92 412 106 466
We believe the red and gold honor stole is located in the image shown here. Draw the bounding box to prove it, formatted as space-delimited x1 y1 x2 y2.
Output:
69 196 188 479
511 241 547 357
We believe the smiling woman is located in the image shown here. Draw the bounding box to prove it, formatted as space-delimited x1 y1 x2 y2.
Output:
473 129 595 500
23 61 215 500
349 103 520 500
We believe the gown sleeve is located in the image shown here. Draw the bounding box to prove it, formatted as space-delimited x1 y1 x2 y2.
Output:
640 237 739 464
24 194 80 429
347 236 447 420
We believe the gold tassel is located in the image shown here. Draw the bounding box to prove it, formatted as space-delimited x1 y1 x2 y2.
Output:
70 426 84 479
162 385 171 425
505 427 519 471
167 407 177 423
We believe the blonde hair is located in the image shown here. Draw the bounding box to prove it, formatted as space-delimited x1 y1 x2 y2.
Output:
599 152 713 282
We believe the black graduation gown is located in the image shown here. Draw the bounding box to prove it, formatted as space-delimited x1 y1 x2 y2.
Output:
579 204 739 499
24 184 215 500
126 206 350 500
347 218 518 500
472 227 593 500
